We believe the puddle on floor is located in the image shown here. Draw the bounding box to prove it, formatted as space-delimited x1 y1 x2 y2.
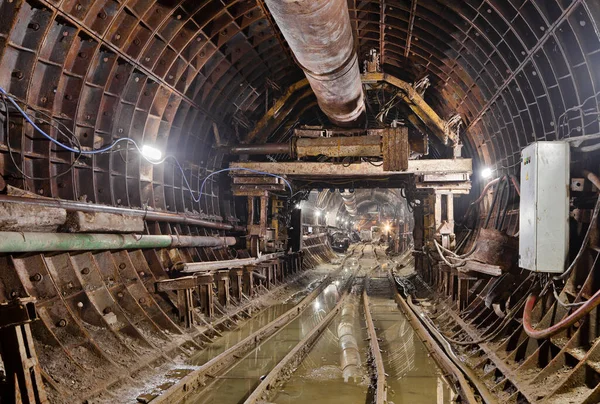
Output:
272 295 370 404
184 274 350 403
368 277 452 404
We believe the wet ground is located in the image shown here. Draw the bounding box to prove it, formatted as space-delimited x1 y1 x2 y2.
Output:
367 274 452 404
160 245 452 404
272 246 452 404
185 266 355 403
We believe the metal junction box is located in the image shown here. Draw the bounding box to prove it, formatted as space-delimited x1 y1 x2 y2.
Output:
519 141 569 273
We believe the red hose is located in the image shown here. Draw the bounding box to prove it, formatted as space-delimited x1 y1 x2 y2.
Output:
523 289 600 339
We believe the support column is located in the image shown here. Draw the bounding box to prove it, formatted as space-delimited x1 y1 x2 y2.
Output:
243 265 255 297
214 270 230 307
0 299 48 404
198 282 214 318
176 288 195 327
229 268 243 302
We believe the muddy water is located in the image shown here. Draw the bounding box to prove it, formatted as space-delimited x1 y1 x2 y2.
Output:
187 275 327 367
184 270 354 403
272 295 370 404
368 275 452 404
272 247 451 404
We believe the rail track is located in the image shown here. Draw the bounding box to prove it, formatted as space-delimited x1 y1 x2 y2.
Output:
147 245 364 403
147 244 499 404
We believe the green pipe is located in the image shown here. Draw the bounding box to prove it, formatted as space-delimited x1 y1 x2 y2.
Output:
0 232 237 253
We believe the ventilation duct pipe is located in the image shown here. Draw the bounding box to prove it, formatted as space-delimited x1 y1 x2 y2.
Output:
264 0 365 126
340 191 358 217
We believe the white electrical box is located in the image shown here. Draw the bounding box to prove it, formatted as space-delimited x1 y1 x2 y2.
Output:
519 141 569 273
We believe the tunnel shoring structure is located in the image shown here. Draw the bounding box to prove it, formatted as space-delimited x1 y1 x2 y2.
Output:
0 0 600 403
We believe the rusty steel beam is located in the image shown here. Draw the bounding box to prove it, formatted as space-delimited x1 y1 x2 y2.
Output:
295 136 381 158
177 253 284 273
363 283 387 404
380 0 386 64
264 0 365 126
225 143 292 155
363 73 458 145
0 195 245 232
246 80 311 144
244 74 455 146
229 130 422 159
404 0 418 58
230 159 472 177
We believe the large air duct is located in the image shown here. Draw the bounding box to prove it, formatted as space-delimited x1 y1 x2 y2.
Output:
264 0 365 126
340 191 358 217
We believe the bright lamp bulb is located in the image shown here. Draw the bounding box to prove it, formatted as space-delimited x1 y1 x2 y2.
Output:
141 145 163 162
481 167 493 179
315 211 321 217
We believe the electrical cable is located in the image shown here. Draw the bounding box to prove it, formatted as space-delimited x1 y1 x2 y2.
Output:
552 282 585 308
0 86 293 208
553 191 600 282
2 95 83 181
433 239 467 268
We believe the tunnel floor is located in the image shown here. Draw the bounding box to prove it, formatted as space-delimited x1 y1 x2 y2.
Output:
145 244 453 404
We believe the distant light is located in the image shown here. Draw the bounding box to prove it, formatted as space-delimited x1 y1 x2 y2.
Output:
481 167 493 179
296 204 301 209
313 300 321 310
141 145 163 162
384 224 391 233
315 211 321 217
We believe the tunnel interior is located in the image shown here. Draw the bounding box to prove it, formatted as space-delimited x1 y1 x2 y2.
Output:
1 0 600 403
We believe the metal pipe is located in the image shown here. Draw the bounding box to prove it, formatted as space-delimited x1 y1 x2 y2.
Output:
225 143 291 156
226 135 383 158
178 252 284 273
264 0 365 126
0 232 236 253
0 195 245 232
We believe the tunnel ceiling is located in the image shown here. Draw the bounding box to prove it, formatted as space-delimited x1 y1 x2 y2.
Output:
1 0 599 213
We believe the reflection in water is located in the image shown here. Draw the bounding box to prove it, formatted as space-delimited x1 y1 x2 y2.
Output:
337 297 362 383
368 277 452 404
380 312 416 377
186 271 353 403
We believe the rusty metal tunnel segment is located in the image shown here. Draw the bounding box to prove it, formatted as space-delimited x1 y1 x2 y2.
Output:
263 0 365 126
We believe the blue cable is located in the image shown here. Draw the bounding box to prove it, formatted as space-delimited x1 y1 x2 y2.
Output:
0 86 137 154
0 86 293 206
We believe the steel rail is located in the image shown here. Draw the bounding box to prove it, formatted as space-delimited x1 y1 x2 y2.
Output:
152 248 358 403
406 295 497 404
363 278 387 404
244 276 356 403
386 271 478 404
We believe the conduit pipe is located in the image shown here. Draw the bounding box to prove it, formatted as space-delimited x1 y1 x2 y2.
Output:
523 292 600 340
0 195 245 231
0 232 236 253
264 0 365 126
